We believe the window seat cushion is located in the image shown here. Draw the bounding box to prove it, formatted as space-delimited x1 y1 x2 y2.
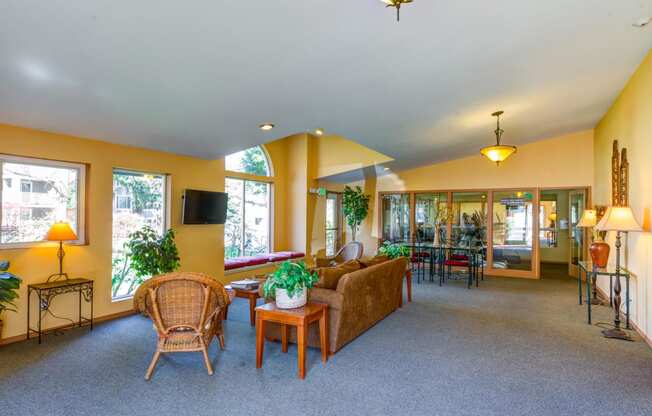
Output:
224 252 306 271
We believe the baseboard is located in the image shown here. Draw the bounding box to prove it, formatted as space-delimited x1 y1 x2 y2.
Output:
595 286 652 350
0 309 137 346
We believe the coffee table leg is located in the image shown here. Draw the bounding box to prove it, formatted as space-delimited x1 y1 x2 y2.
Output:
256 316 265 368
297 324 306 379
281 324 289 353
249 295 256 326
319 310 328 362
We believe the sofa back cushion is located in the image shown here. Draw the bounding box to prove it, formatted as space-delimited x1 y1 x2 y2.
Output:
313 260 362 290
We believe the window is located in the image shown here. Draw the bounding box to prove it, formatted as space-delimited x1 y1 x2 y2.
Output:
225 146 270 176
224 146 273 260
0 155 85 247
111 169 169 300
381 193 410 242
325 193 342 256
225 178 270 258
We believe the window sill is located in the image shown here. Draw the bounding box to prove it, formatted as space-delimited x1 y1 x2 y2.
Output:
0 240 88 250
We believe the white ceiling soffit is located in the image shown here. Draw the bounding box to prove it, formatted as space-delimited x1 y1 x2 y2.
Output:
0 1 650 170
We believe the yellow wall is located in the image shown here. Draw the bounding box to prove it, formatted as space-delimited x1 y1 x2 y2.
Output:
0 124 225 341
315 134 393 179
594 50 652 340
377 130 594 192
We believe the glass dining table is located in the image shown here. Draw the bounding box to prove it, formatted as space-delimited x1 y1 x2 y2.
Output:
399 242 485 287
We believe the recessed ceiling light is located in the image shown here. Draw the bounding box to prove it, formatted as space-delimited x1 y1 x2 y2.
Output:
259 123 274 131
315 128 324 136
633 17 652 28
383 167 390 171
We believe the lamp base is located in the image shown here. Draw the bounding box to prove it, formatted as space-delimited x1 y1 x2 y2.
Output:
602 328 633 341
47 272 69 283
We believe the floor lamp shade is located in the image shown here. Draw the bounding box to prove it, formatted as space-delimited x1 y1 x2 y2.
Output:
595 206 642 232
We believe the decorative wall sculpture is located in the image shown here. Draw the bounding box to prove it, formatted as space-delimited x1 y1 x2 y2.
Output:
611 140 629 207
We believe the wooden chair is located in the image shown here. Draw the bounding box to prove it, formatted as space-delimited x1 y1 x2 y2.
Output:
314 241 364 267
133 272 230 380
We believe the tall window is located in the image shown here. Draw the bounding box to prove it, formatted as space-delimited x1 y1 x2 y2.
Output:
111 169 168 300
0 155 85 247
225 146 272 259
325 193 341 256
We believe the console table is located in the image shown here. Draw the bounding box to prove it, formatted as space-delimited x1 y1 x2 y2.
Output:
27 278 94 344
577 261 630 327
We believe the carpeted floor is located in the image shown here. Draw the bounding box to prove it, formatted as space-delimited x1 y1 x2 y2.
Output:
1 264 651 416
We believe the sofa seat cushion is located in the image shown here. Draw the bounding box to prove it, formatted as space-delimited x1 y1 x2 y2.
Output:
313 260 362 290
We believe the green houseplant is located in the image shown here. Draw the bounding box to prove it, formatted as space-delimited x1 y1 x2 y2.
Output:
0 260 22 338
378 241 410 259
124 226 180 294
263 261 318 309
342 185 370 241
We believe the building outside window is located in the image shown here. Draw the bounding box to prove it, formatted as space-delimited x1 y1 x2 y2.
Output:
0 155 85 247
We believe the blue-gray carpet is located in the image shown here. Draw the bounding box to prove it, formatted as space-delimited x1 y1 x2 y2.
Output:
1 264 651 416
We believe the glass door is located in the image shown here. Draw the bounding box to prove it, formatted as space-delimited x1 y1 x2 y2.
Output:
381 193 410 242
568 190 586 277
489 190 537 276
415 193 448 244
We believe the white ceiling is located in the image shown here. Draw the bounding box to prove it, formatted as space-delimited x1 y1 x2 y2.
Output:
0 1 650 170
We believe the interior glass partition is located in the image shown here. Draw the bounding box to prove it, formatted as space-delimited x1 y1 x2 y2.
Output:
492 190 534 271
381 193 410 242
451 192 487 247
415 192 448 243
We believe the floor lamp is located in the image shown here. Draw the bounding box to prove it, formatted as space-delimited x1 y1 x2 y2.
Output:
595 206 641 341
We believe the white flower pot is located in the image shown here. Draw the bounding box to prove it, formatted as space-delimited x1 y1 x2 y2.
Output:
275 287 307 309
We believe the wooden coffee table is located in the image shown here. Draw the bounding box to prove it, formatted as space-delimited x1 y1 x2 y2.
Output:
224 286 261 326
255 302 328 380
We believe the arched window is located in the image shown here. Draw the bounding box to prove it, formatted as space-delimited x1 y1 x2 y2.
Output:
225 146 271 176
224 146 273 259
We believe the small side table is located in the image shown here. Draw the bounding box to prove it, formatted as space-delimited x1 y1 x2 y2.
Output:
224 286 261 326
27 278 94 344
577 261 630 328
255 302 328 379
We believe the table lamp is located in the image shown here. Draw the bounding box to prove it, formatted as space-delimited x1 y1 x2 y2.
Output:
46 222 78 282
595 206 642 341
577 209 610 268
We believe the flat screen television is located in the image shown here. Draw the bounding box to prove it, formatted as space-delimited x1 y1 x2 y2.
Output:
182 189 228 224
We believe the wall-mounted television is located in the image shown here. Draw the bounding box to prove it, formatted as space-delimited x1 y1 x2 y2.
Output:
182 189 228 224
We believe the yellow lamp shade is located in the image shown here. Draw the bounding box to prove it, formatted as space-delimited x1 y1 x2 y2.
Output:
576 209 597 228
480 145 517 164
548 213 558 222
46 222 78 241
595 206 642 232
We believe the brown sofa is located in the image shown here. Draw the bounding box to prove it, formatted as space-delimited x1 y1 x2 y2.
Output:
263 257 408 353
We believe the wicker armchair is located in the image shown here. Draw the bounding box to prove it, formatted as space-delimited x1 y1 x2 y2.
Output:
314 241 364 267
133 272 230 380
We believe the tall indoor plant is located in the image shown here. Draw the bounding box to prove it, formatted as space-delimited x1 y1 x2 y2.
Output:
125 226 180 293
263 261 318 309
0 260 22 338
342 185 370 241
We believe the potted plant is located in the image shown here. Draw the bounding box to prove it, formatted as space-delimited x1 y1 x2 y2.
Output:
263 261 318 309
0 260 22 339
342 185 370 241
125 226 180 294
378 241 410 259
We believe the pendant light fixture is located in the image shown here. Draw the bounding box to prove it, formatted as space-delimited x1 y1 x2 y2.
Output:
480 111 517 165
380 0 413 22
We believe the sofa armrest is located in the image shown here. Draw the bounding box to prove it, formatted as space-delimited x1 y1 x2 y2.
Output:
309 287 343 311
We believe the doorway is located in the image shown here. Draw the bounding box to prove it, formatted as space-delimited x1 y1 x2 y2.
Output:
538 188 589 279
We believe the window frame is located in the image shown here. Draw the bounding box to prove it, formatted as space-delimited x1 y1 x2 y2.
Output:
325 192 342 256
0 154 87 249
224 176 272 258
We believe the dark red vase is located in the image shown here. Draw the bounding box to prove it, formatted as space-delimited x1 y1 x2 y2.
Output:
590 241 610 268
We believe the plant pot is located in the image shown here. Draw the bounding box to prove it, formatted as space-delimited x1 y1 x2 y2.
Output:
590 241 610 268
275 287 307 309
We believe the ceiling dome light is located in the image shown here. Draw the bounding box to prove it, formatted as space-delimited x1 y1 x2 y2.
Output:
259 123 275 131
633 17 652 27
380 0 414 22
480 111 517 165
